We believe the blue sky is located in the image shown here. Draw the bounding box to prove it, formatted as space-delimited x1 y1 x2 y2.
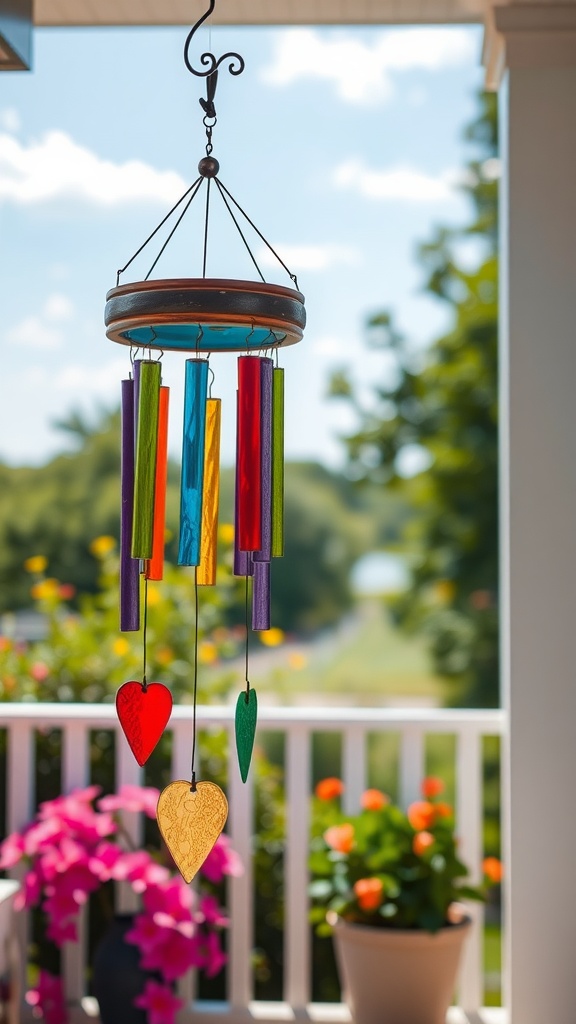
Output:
0 24 484 469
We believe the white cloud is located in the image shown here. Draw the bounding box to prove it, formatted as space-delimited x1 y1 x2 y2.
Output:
0 128 187 206
53 359 128 395
261 28 477 105
258 242 360 272
44 293 74 322
333 158 457 203
6 315 64 351
5 294 74 350
310 335 350 358
0 108 20 133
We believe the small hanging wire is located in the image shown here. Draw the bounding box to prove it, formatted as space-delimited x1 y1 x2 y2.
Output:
142 578 149 692
189 567 200 790
244 574 251 700
116 178 202 284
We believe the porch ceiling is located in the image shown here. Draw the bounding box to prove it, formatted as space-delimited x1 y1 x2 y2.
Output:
33 0 485 27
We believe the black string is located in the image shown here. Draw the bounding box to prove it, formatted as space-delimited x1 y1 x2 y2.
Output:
202 178 212 278
244 574 250 701
213 178 266 283
190 567 199 790
142 577 148 691
116 178 202 284
145 178 205 281
215 177 299 290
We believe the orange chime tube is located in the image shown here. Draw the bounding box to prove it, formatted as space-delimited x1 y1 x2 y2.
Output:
237 355 262 553
198 398 222 586
145 385 170 581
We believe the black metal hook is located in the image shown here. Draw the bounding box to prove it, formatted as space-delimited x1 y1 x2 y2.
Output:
184 0 245 120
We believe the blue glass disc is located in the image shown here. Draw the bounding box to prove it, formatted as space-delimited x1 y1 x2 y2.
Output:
118 323 287 352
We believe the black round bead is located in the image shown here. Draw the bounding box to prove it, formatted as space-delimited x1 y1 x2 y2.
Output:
198 156 220 178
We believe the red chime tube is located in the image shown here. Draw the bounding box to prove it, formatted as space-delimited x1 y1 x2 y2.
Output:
236 356 262 552
145 385 170 582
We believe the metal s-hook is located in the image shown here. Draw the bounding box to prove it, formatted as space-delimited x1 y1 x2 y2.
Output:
183 0 245 121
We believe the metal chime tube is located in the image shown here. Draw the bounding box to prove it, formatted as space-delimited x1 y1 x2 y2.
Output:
132 360 162 559
120 378 140 631
234 391 254 577
252 560 271 630
145 385 170 581
271 367 285 557
178 358 209 565
198 397 221 586
252 357 273 628
237 355 262 552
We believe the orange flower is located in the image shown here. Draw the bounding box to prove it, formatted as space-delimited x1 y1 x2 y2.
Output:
324 824 354 854
315 777 344 801
421 776 444 799
413 831 435 856
434 802 453 819
353 877 384 912
407 800 436 831
360 789 389 812
483 857 504 883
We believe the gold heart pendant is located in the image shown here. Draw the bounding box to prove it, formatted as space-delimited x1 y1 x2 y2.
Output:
156 780 228 883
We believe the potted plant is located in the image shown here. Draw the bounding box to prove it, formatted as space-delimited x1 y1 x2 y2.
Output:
309 776 502 1024
0 783 242 1024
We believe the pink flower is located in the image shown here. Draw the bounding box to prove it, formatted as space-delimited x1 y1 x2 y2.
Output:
202 834 243 883
201 930 228 978
0 831 25 869
134 980 183 1024
26 969 68 1024
31 661 49 681
199 894 229 927
98 784 159 819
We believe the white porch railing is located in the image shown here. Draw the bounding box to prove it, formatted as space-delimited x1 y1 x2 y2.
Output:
0 703 507 1024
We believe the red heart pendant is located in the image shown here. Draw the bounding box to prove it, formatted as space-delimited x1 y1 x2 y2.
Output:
116 681 173 766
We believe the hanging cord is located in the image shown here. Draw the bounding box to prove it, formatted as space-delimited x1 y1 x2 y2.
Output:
244 574 251 700
142 577 149 692
116 178 202 285
202 178 212 278
145 178 205 281
213 178 266 283
214 178 299 290
190 567 200 790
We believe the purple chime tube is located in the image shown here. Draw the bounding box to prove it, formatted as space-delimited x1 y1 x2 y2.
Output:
120 378 140 631
252 358 273 629
252 560 271 631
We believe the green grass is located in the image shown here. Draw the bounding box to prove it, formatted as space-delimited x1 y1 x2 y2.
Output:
241 598 445 706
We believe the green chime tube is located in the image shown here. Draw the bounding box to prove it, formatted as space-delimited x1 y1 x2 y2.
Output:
131 360 162 559
271 367 285 557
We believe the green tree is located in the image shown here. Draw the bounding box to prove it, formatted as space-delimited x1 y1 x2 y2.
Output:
331 93 499 707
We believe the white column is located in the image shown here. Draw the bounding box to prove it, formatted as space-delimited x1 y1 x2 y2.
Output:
491 11 576 1022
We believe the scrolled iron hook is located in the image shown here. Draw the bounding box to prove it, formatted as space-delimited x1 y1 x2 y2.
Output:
184 0 245 119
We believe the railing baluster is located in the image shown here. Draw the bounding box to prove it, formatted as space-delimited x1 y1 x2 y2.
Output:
285 725 311 1009
172 719 197 1014
7 719 34 1011
456 728 484 1012
399 727 425 807
228 727 254 1009
115 727 143 914
342 726 366 813
62 722 90 1007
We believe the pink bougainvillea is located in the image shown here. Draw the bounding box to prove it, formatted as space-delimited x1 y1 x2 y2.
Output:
1 784 240 1024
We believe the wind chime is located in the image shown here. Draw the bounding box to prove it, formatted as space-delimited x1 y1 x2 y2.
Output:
104 2 306 883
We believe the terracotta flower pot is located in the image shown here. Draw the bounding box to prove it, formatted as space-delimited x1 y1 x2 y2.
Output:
332 914 472 1024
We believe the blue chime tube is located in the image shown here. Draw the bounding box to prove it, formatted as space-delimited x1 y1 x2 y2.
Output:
178 358 209 566
120 378 140 631
253 357 273 564
252 560 271 631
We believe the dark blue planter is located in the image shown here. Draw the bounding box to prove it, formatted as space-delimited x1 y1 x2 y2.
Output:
92 914 154 1024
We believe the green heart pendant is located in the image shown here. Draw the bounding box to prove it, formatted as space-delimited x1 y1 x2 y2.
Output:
235 687 258 783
